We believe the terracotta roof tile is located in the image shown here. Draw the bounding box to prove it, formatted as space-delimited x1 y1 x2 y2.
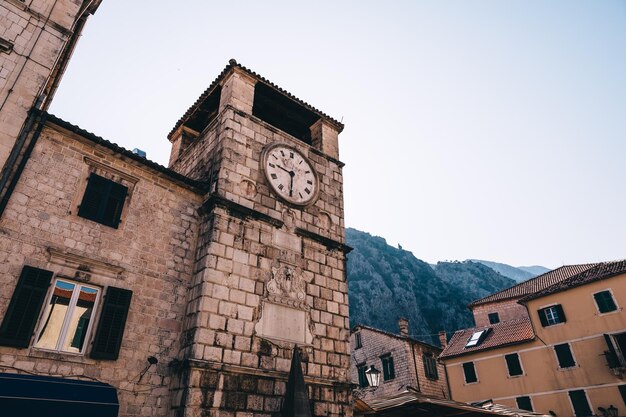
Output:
439 317 534 359
168 59 344 140
468 264 597 307
520 260 626 303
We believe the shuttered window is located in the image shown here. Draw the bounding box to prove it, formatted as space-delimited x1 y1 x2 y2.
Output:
505 353 523 376
0 266 53 347
555 343 576 368
568 390 592 416
594 290 618 313
78 173 128 228
381 354 395 381
90 287 132 360
462 362 478 383
538 304 566 327
618 385 626 407
488 312 500 324
357 364 368 387
423 353 439 380
355 332 362 349
516 396 533 411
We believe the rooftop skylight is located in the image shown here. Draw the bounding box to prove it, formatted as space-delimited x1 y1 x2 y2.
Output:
465 329 491 348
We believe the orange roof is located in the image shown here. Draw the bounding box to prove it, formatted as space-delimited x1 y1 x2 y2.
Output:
468 264 597 307
439 317 534 359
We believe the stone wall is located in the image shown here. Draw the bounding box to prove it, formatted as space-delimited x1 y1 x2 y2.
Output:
0 122 202 417
0 0 90 168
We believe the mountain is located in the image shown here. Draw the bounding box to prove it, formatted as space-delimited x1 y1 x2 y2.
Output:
469 259 549 282
346 228 516 345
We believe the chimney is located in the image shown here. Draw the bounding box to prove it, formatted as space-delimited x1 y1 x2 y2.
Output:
398 318 409 336
439 331 447 348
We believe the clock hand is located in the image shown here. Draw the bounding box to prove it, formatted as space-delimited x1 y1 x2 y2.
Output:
289 172 294 196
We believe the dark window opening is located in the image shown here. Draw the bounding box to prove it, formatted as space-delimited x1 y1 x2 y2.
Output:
357 363 368 387
505 353 523 376
78 174 128 228
618 385 626 407
252 82 320 145
462 362 478 383
594 290 618 313
555 343 576 368
488 312 500 324
516 396 533 411
568 390 592 417
381 354 395 381
182 86 221 135
538 304 566 327
423 353 439 380
604 333 626 368
355 332 362 349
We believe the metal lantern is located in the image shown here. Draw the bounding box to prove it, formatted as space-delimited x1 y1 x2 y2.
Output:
365 365 381 388
608 405 618 417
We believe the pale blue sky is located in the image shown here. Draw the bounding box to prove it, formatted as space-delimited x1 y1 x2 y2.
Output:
50 1 626 268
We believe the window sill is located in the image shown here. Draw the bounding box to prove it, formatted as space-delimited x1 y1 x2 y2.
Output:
596 308 622 317
557 365 578 372
544 322 566 328
29 348 93 364
507 374 525 379
464 381 479 386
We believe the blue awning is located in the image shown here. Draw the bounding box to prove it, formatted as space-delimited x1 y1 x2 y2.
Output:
0 373 119 417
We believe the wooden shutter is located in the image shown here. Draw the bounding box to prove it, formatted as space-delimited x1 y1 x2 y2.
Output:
538 308 549 327
0 266 53 347
516 396 533 411
90 287 132 360
103 181 127 228
555 344 576 368
568 390 592 416
78 174 107 221
555 304 566 323
619 385 626 405
505 353 523 376
462 362 477 383
604 334 620 368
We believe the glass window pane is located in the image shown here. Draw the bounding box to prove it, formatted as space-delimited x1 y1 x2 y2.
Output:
35 281 75 350
62 286 98 353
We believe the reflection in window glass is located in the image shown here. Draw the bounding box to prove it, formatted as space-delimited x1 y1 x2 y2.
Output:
34 280 99 354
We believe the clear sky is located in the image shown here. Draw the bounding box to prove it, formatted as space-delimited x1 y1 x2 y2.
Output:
49 1 626 269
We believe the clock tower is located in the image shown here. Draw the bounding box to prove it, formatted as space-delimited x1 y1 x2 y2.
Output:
167 60 351 417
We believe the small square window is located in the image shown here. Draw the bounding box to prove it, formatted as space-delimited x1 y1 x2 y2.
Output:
594 290 618 314
355 332 362 349
34 279 100 354
555 343 576 368
78 173 128 228
463 361 478 383
488 312 500 324
538 304 566 327
505 353 524 376
381 354 395 381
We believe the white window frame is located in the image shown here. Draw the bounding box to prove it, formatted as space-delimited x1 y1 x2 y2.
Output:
567 389 594 417
462 361 479 385
515 395 534 412
537 302 565 327
504 352 525 378
553 342 578 371
33 278 101 355
593 288 620 316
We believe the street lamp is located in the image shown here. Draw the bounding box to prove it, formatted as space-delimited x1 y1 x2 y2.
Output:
365 366 381 388
608 405 618 417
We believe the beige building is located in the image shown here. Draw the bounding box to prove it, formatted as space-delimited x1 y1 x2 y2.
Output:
0 41 352 417
350 319 449 402
440 261 626 417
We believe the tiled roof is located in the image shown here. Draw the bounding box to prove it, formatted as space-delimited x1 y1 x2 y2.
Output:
351 324 442 351
468 264 597 307
168 59 344 140
520 260 626 303
439 317 534 359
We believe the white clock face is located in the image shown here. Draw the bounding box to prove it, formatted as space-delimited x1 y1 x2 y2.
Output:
263 144 318 206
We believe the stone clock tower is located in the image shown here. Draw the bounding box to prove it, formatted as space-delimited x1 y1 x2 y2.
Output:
167 60 351 417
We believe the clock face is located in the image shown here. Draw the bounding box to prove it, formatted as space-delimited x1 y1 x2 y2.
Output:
262 144 318 206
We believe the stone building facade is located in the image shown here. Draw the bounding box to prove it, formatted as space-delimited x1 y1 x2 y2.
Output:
350 320 449 403
0 59 351 417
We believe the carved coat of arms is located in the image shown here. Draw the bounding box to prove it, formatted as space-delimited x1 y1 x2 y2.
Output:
267 264 305 302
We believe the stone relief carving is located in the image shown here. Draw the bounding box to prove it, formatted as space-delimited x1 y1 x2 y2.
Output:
267 264 305 303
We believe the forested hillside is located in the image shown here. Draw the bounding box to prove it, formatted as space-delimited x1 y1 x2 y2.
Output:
346 228 516 345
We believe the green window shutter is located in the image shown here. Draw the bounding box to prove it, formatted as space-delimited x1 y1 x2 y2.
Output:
462 362 477 383
618 385 626 407
0 266 53 348
555 343 576 368
90 287 132 360
555 304 566 323
505 353 523 376
568 390 592 416
78 174 128 229
595 291 617 313
604 334 620 368
516 396 533 411
538 309 549 327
